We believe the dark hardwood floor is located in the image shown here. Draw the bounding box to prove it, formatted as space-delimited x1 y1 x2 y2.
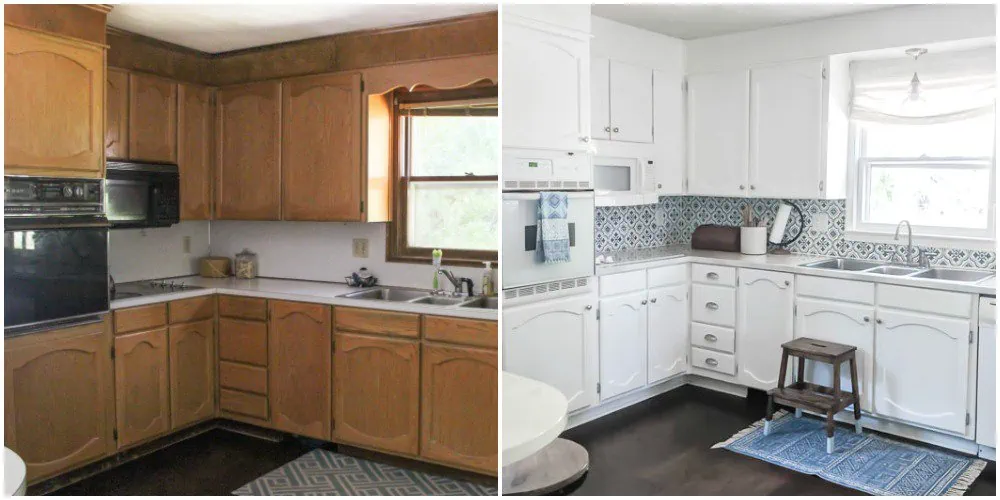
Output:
559 385 996 496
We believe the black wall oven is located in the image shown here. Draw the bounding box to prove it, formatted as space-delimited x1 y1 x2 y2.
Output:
105 161 180 229
4 177 109 336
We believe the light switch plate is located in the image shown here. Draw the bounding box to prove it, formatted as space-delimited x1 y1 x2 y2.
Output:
812 213 830 232
352 238 369 258
183 236 192 254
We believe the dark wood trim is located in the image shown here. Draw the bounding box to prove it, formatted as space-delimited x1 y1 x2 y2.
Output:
5 4 110 45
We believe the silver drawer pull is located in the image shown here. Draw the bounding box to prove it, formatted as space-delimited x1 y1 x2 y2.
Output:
704 333 718 342
705 302 719 310
706 272 719 280
705 358 719 367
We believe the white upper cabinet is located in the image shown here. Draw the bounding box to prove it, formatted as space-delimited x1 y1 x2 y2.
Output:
795 297 875 412
686 69 750 197
652 69 685 195
502 17 590 152
599 291 648 400
647 284 689 384
737 269 794 391
591 59 654 144
590 57 611 141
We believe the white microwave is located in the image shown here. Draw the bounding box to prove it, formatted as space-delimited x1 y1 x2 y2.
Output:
502 147 592 191
593 155 659 206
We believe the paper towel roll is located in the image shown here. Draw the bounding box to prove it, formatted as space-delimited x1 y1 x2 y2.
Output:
769 203 793 244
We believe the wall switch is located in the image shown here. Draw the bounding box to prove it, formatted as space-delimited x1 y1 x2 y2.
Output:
183 236 192 254
352 238 369 258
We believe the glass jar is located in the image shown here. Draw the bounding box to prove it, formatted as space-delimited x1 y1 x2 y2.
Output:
234 248 258 279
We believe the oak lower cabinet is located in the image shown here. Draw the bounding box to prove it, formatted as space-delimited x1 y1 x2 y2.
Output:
4 316 115 483
216 81 282 220
115 328 171 448
217 296 270 424
269 300 332 440
736 269 794 391
168 318 216 429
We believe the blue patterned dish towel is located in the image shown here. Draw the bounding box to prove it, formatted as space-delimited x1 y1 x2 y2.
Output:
537 192 570 263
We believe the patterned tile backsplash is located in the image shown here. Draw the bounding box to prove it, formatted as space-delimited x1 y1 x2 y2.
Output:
595 196 996 270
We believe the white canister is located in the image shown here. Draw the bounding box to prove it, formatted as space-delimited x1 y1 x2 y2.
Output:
741 227 767 255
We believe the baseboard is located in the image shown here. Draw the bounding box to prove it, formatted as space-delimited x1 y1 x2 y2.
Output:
979 445 996 461
686 374 749 398
567 375 687 429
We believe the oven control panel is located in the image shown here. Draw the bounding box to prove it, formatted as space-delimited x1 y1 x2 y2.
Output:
4 177 103 215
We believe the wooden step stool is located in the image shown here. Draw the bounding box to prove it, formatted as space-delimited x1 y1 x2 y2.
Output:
764 337 862 454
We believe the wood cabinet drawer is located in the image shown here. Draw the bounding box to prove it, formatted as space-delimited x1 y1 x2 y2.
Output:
219 361 267 395
691 347 736 375
691 284 736 327
168 295 215 323
599 270 646 297
877 285 973 318
796 275 874 304
218 295 267 320
218 318 267 366
692 264 736 286
334 307 419 338
220 389 268 420
690 322 735 353
423 316 497 349
647 264 688 288
114 303 167 334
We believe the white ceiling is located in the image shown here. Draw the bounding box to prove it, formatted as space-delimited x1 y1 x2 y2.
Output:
107 4 497 54
592 4 900 40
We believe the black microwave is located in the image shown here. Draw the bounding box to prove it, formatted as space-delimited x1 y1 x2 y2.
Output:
105 161 180 229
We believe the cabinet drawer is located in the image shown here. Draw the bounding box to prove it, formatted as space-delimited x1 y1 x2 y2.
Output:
796 275 874 304
691 347 736 375
334 307 419 338
168 295 215 323
692 264 736 286
114 303 167 334
219 361 267 395
691 284 736 327
647 264 688 288
878 284 973 318
423 316 497 349
690 322 735 353
219 318 267 366
218 295 267 320
220 389 268 420
599 270 646 297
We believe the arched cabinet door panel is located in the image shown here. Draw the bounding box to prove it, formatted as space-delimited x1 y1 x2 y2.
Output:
269 301 331 440
115 328 171 448
598 291 647 400
648 284 688 384
737 270 794 391
215 81 281 220
169 319 216 429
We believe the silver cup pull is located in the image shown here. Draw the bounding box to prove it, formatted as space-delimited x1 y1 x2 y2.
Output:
704 333 718 342
706 272 719 280
706 302 719 310
705 358 719 367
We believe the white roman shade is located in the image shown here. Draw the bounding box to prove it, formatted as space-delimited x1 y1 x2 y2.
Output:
850 46 996 125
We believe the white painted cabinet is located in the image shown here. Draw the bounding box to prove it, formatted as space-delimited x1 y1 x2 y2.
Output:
652 69 685 195
647 284 689 384
592 58 653 144
590 57 611 141
503 290 599 413
977 297 995 452
737 269 794 391
686 69 749 197
502 17 590 152
874 309 973 436
599 291 648 400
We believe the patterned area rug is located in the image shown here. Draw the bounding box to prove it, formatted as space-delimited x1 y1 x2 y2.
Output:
233 449 497 496
713 410 987 496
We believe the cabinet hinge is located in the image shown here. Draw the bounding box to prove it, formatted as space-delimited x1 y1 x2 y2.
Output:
793 304 798 316
966 412 971 425
819 180 825 192
822 67 827 80
682 79 688 93
110 347 115 360
360 200 365 213
360 80 365 92
969 331 974 344
596 308 600 320
683 178 688 192
597 382 601 395
113 428 118 441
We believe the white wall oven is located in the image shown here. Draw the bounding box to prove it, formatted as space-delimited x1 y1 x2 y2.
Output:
502 147 592 191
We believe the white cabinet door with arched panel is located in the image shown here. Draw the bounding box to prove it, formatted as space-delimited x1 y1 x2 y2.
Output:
647 285 688 384
599 291 648 400
736 269 794 391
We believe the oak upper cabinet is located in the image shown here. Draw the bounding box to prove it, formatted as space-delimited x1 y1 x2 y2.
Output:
686 69 749 197
178 83 215 220
5 25 105 178
216 81 282 220
282 73 363 221
129 73 178 163
106 68 130 160
502 14 590 151
421 343 498 474
334 331 420 455
269 300 332 440
168 319 216 430
647 284 689 384
4 317 114 483
591 58 653 143
598 291 648 400
736 269 794 391
115 327 171 448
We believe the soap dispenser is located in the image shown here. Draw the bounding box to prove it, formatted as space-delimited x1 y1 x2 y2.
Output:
481 261 494 297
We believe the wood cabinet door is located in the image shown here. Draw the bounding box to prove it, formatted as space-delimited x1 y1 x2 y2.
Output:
333 333 419 455
169 319 215 430
216 81 281 220
421 343 498 474
647 284 688 384
269 301 332 440
282 73 362 221
105 68 129 160
686 69 749 197
598 291 648 400
737 269 794 391
129 73 177 163
609 60 653 143
115 328 171 448
5 25 105 178
4 319 114 483
178 83 214 220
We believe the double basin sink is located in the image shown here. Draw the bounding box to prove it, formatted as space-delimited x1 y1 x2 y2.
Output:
339 287 498 309
802 258 994 284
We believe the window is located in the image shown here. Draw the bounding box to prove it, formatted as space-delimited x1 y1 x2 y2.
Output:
387 86 498 265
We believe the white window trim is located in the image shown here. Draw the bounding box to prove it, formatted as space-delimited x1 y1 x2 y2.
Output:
845 122 997 251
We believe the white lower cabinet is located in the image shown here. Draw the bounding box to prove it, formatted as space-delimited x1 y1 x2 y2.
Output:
647 284 689 384
599 291 648 400
736 269 794 391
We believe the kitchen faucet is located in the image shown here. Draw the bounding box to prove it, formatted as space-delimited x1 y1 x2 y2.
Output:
438 269 475 297
893 220 914 266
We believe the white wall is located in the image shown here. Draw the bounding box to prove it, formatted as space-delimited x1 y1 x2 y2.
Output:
686 4 996 73
109 221 211 282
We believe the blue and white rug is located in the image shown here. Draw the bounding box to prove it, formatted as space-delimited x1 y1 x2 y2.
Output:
234 448 497 496
713 410 987 496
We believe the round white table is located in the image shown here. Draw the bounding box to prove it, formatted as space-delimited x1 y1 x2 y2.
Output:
502 372 589 495
5 447 26 496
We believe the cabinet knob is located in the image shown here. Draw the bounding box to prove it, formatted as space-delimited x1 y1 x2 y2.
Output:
705 302 719 310
876 318 883 324
704 333 718 342
657 183 662 188
604 126 611 132
613 127 620 133
585 305 593 310
580 136 590 143
641 299 648 305
650 298 657 303
739 185 746 190
784 280 790 286
863 316 870 323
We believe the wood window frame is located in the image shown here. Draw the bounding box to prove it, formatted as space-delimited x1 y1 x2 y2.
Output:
386 85 499 267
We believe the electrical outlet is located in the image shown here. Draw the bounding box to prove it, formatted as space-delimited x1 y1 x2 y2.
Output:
352 238 369 258
183 236 192 254
813 213 830 232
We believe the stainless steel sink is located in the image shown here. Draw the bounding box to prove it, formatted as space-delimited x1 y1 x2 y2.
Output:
863 265 922 277
342 288 430 302
409 296 468 306
911 268 994 283
459 296 499 309
802 258 880 272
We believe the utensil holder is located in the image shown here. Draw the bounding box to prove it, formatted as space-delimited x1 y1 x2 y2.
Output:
741 227 767 255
